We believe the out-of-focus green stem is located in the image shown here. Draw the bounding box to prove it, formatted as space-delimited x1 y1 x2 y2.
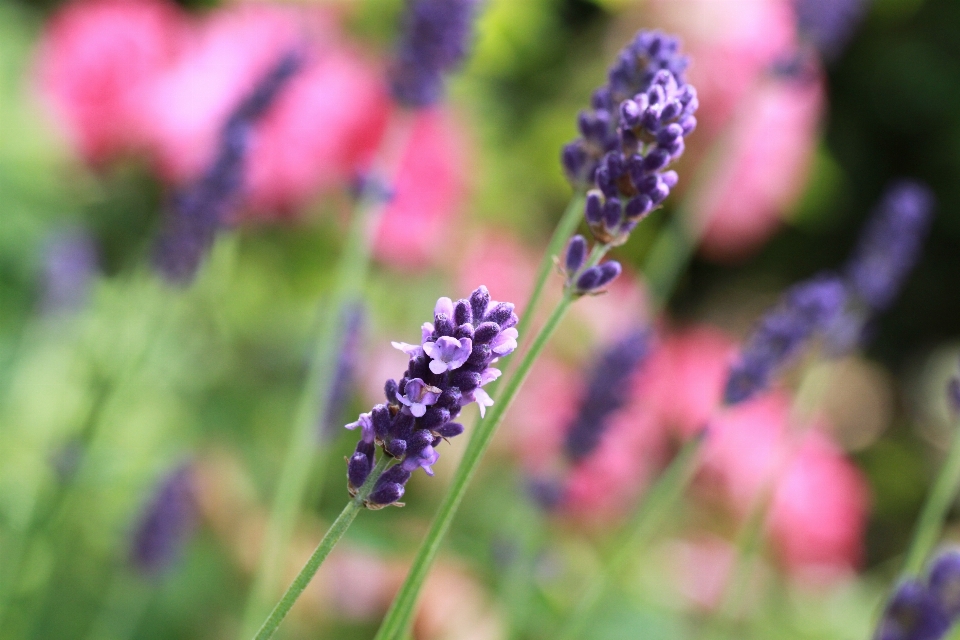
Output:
556 432 706 640
904 416 960 575
373 294 575 640
239 113 412 637
513 193 585 342
251 456 391 640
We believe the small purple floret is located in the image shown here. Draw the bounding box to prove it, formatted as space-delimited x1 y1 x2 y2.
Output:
424 336 472 374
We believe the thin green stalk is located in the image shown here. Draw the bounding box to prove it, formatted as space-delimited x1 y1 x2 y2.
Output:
240 114 412 636
556 433 706 640
373 295 575 640
903 416 960 575
513 194 585 344
252 455 391 640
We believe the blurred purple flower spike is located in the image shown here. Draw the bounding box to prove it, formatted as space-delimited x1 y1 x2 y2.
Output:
845 180 934 313
793 0 869 62
153 50 303 284
725 275 847 405
389 0 478 108
347 285 519 507
41 227 98 314
875 579 951 640
130 463 196 576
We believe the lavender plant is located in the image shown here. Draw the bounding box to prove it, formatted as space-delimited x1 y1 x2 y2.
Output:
318 303 365 443
250 287 517 638
242 4 481 633
374 29 699 640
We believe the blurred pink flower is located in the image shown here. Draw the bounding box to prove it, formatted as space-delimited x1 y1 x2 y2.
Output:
635 326 736 438
564 402 666 520
36 0 187 164
134 3 390 216
506 355 580 468
695 75 825 261
659 535 736 611
767 430 870 575
643 0 797 142
372 109 469 268
699 391 793 512
457 232 539 315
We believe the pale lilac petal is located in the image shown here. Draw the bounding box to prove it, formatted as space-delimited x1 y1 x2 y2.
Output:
420 387 441 406
391 341 423 357
345 412 374 442
479 367 501 386
411 403 427 417
491 328 518 355
473 388 494 417
449 338 472 369
429 359 449 374
421 322 435 344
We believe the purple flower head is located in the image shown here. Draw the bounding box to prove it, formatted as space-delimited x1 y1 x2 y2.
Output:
564 329 651 463
40 228 98 315
929 550 960 619
345 285 519 507
389 0 478 108
875 580 951 640
563 31 693 189
424 336 472 374
793 0 868 62
154 50 303 284
845 180 934 313
320 303 365 442
130 463 196 576
725 275 847 405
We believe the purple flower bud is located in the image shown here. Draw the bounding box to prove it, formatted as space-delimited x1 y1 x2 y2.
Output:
585 191 605 225
454 299 472 325
435 422 464 438
384 379 399 404
602 198 622 230
625 195 652 220
470 285 490 321
347 454 370 489
574 261 621 294
484 302 516 326
565 235 588 273
367 482 405 507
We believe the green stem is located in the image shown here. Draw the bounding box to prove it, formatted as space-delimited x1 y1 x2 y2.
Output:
513 194 585 342
557 432 706 640
903 416 960 575
373 295 575 640
252 455 391 640
239 114 412 636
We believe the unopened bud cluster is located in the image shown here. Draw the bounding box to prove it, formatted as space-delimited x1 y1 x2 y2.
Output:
560 31 698 296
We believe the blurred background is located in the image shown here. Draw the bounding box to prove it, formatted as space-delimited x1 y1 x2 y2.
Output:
1 0 959 638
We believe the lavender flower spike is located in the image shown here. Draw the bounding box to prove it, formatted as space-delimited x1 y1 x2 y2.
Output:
154 50 302 283
389 0 478 108
725 275 847 405
564 329 651 462
845 180 934 312
345 285 519 507
130 463 196 575
320 302 365 442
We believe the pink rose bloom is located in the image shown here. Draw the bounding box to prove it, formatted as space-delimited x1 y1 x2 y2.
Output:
36 0 187 164
245 48 389 214
699 392 793 512
695 74 825 261
767 430 870 575
635 326 737 438
373 108 469 269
